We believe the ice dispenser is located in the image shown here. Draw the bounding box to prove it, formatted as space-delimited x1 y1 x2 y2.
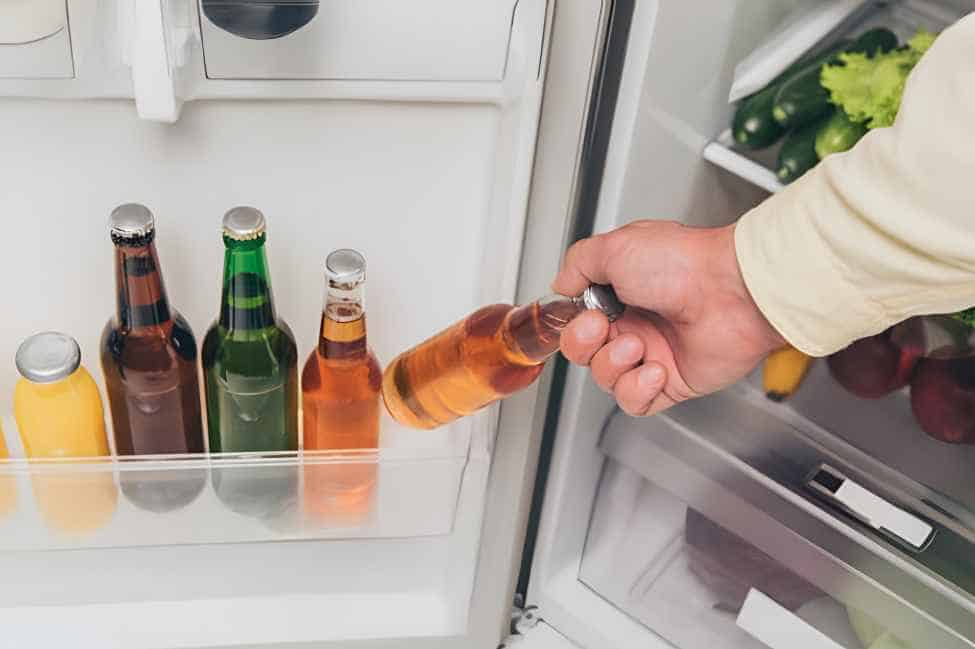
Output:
0 0 72 78
201 0 319 40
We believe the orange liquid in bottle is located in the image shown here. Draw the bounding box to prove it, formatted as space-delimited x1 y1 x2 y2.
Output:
383 297 582 430
302 250 381 522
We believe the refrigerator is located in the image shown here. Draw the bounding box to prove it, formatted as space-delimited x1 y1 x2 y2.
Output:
0 1 972 648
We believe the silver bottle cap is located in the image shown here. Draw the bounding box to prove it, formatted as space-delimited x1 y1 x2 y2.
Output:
15 332 82 384
581 284 625 322
223 207 267 241
110 203 155 241
326 249 366 286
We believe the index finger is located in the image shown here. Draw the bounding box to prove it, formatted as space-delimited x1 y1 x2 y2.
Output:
552 234 614 297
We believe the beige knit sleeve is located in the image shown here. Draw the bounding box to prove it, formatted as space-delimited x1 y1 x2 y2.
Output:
735 13 975 357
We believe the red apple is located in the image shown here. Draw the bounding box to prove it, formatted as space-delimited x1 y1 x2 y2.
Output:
910 358 975 444
828 331 919 399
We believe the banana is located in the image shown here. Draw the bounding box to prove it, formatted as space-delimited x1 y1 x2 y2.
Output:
763 345 814 402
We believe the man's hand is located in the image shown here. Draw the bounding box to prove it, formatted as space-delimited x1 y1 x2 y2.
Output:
554 220 785 416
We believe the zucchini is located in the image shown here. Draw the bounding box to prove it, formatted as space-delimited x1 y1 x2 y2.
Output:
732 39 850 150
777 111 834 184
733 84 784 149
773 29 898 130
815 110 867 159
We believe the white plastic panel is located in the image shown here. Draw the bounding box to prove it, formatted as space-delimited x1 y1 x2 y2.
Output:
0 0 73 79
200 0 520 81
0 0 65 44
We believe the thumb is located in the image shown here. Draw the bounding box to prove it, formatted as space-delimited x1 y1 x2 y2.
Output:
552 233 615 297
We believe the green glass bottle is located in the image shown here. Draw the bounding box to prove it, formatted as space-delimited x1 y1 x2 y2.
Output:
202 207 299 454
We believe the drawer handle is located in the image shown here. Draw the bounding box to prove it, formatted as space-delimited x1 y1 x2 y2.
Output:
806 465 934 551
737 589 845 649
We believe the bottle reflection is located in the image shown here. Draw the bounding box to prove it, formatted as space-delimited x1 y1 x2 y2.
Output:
120 467 207 514
0 427 14 520
212 460 299 528
31 471 118 535
303 454 377 527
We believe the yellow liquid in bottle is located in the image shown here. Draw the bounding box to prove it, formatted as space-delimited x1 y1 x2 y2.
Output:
14 367 109 458
0 423 14 519
14 367 117 534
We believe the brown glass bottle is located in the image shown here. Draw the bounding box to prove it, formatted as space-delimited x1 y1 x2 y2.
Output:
302 249 381 521
382 286 623 430
100 204 205 457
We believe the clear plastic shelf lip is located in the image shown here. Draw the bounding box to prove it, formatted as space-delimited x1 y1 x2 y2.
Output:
807 464 935 551
0 447 468 474
737 589 847 649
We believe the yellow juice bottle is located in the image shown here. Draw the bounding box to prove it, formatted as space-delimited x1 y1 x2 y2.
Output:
14 332 116 534
0 422 14 519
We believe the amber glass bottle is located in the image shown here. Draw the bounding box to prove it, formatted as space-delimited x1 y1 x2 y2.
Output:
382 286 623 430
100 204 206 513
101 204 205 456
302 249 381 520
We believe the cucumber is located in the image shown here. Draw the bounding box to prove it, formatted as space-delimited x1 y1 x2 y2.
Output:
777 111 833 184
773 29 897 129
732 39 850 150
815 110 867 159
733 84 784 149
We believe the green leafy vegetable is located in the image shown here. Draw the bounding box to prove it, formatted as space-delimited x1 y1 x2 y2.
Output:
952 308 975 328
820 30 937 129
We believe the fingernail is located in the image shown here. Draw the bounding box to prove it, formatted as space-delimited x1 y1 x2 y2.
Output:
638 365 664 389
575 314 604 342
609 338 640 365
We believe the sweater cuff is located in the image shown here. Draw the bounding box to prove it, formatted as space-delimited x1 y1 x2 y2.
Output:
734 177 886 357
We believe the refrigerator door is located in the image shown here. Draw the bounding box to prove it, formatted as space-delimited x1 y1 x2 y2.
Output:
0 1 613 648
524 1 975 649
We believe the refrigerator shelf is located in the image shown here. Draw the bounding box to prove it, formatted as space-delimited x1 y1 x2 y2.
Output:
0 419 470 551
703 0 965 195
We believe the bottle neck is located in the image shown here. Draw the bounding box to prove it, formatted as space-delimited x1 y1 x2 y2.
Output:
114 240 172 331
219 235 277 331
504 294 587 363
319 279 367 359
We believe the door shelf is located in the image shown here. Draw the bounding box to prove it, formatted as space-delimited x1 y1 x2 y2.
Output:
0 428 469 551
703 0 966 195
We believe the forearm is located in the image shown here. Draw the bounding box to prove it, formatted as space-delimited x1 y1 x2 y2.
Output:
735 13 975 357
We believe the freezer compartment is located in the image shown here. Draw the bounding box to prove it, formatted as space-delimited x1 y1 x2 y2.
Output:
580 460 907 649
200 0 521 81
587 403 975 649
703 0 971 193
0 419 469 550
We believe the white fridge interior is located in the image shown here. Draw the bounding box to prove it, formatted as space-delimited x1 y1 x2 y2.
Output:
523 1 975 648
0 1 615 647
